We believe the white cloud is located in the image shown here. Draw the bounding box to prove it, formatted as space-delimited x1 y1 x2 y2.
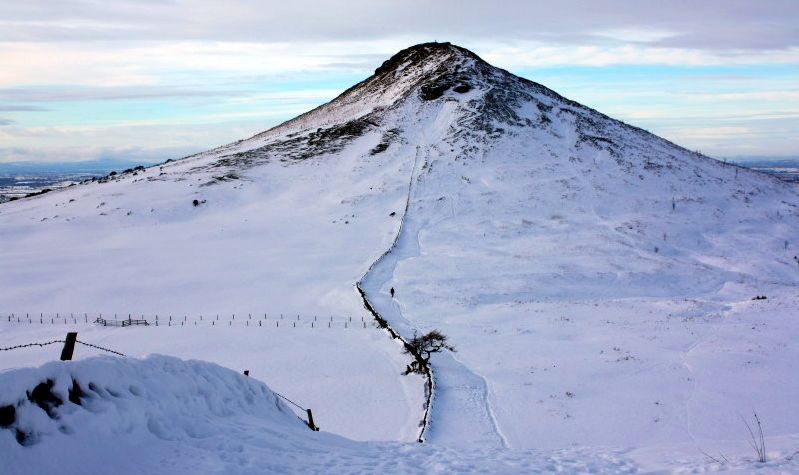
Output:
593 28 677 43
483 43 799 69
1 0 797 161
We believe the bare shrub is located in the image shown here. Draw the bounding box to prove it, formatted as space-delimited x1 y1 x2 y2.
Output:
742 410 767 463
402 330 455 374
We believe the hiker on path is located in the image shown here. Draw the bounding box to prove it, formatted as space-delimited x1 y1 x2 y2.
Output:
390 287 395 298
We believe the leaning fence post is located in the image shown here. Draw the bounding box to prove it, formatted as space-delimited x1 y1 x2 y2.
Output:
60 332 78 361
306 409 319 431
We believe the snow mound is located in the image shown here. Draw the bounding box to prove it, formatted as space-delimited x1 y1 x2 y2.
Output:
0 356 315 472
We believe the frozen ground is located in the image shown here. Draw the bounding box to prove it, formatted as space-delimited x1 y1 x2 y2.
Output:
2 43 799 472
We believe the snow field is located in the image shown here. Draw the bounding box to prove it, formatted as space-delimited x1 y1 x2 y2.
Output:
2 42 799 472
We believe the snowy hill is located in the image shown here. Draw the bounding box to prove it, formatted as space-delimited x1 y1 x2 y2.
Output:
2 42 799 472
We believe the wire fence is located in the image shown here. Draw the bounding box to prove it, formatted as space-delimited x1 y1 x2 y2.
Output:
74 340 126 357
0 340 64 352
0 338 125 357
1 312 379 330
273 390 306 412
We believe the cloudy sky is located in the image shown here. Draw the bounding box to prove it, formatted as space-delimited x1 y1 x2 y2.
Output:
1 0 797 164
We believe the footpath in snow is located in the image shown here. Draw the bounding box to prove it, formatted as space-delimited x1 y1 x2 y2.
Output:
359 142 507 448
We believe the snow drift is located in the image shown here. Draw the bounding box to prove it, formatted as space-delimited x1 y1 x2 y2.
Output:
0 356 317 471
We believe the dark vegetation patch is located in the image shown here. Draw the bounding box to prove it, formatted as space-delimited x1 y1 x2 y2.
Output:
559 108 623 162
643 159 664 172
369 128 401 155
466 73 533 136
121 165 146 176
202 172 241 186
419 74 473 101
580 135 615 149
370 143 390 155
200 115 380 172
19 188 52 199
420 82 449 101
536 102 553 125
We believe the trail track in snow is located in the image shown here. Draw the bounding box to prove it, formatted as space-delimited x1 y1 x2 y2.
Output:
358 142 507 448
356 145 432 442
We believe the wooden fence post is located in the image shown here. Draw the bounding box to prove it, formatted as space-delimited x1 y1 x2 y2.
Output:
306 409 319 431
60 332 78 361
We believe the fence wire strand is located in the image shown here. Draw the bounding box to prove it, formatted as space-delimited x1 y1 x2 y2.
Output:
0 340 64 351
273 391 306 411
0 339 125 357
75 340 126 357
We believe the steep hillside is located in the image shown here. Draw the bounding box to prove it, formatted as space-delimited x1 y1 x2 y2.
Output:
2 42 799 471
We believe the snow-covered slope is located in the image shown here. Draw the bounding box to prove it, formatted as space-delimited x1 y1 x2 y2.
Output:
2 356 651 475
2 42 799 472
1 355 308 470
